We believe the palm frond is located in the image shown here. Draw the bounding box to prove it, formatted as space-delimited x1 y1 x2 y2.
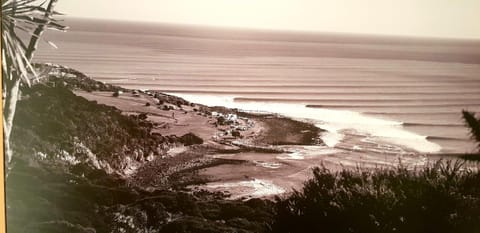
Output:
1 0 66 87
462 110 480 150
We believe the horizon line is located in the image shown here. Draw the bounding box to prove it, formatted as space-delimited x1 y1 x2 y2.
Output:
64 16 480 42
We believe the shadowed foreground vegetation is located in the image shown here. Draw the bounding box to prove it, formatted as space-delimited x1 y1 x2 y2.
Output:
273 162 480 233
9 155 480 232
7 158 275 233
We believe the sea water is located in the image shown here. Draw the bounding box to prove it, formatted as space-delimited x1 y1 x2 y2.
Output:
36 18 480 154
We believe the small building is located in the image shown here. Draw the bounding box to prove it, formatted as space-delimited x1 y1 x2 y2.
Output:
226 113 238 122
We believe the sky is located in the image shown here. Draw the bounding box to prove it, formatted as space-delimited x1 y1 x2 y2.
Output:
56 0 480 39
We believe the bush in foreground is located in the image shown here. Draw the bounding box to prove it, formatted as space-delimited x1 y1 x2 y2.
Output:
462 110 480 151
273 161 480 233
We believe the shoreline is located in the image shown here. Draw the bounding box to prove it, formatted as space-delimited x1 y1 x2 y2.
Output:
74 89 327 197
74 87 477 199
38 63 477 199
165 93 450 154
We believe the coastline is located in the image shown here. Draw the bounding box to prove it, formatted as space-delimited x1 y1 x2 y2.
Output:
74 89 325 197
27 64 478 200
7 12 480 230
7 63 480 233
74 87 475 199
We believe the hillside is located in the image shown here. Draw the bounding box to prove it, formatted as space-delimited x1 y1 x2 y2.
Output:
7 66 275 233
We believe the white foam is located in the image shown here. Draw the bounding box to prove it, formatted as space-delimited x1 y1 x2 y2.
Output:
253 161 282 169
170 93 441 153
277 151 304 160
205 179 285 199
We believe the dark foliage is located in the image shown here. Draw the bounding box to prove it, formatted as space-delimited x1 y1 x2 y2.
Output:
36 63 124 92
232 130 241 137
273 162 480 233
11 83 203 171
179 133 204 146
250 114 323 145
462 110 480 150
217 116 227 125
12 84 165 168
7 157 275 233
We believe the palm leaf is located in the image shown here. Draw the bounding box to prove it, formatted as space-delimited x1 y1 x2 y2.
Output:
1 0 66 87
462 110 480 150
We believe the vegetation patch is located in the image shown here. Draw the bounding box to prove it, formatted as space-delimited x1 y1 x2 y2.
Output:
250 114 323 145
273 161 480 233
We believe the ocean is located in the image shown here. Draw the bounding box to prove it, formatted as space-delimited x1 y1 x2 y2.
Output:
36 18 480 154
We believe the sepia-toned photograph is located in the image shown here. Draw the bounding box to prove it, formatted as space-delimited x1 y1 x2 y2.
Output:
2 0 480 232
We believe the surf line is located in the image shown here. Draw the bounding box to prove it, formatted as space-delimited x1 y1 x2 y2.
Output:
167 93 442 153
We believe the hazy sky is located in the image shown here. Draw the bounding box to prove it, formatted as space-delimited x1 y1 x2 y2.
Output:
56 0 480 39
